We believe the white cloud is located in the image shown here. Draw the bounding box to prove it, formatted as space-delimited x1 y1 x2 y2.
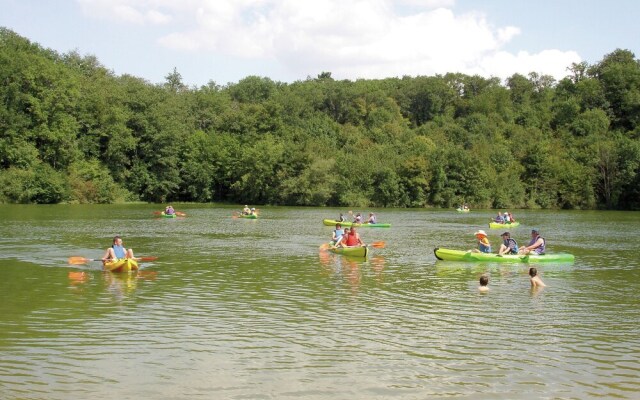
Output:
76 0 582 81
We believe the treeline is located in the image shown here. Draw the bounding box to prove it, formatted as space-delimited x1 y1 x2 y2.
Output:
1 28 639 209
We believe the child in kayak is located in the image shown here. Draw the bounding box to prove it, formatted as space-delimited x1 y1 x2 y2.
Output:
472 230 491 253
102 235 134 261
331 223 344 246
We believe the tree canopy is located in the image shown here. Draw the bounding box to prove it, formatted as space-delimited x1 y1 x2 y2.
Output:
1 28 639 209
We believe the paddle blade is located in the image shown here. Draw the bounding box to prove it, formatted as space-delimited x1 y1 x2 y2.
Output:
68 256 91 265
370 241 385 249
319 243 330 251
176 212 187 216
138 256 158 262
153 211 162 215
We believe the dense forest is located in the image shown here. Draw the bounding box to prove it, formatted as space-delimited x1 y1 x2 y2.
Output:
1 28 639 209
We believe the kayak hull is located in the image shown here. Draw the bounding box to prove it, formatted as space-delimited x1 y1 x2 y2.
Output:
103 258 139 272
434 247 574 263
489 221 520 229
456 208 470 213
160 212 177 218
323 219 390 228
328 245 369 258
239 214 258 219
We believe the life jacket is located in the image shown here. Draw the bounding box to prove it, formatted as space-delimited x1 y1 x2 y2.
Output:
528 235 545 254
345 233 359 246
504 238 519 254
112 244 126 259
478 237 491 253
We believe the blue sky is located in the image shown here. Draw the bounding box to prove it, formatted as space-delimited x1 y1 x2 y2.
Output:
1 0 638 87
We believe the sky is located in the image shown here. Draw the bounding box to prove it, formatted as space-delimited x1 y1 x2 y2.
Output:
1 0 638 87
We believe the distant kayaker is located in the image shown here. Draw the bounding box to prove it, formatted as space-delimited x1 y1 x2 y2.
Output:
503 212 511 223
339 213 347 222
367 213 377 224
498 232 518 255
492 212 504 224
479 274 490 292
250 207 257 215
242 205 250 215
165 205 175 215
353 213 363 224
102 235 134 261
472 230 491 253
529 267 546 287
519 229 545 255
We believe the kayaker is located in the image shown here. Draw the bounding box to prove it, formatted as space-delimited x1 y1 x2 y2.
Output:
353 213 363 224
339 213 347 222
367 213 377 224
242 205 250 215
503 212 511 223
492 212 504 224
498 231 518 255
343 226 365 247
529 267 546 287
250 207 257 215
479 274 490 292
508 212 516 222
165 205 175 215
102 235 134 261
472 230 491 253
331 223 344 245
334 228 349 247
519 228 545 255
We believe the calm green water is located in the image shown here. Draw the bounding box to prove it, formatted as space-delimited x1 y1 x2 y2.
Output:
1 205 639 399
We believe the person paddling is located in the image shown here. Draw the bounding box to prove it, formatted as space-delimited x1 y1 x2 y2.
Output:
102 235 134 262
343 226 365 247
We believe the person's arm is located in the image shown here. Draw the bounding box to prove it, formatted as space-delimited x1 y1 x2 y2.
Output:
526 238 544 251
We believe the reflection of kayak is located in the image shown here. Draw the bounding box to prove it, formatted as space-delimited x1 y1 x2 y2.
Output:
160 212 177 218
322 219 390 228
103 258 139 272
433 247 574 263
456 208 470 212
328 245 369 258
489 221 520 229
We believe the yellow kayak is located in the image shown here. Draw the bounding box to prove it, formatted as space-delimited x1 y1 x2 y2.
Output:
103 258 139 273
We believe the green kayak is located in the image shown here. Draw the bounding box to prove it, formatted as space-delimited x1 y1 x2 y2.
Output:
328 245 369 258
434 247 574 263
160 212 177 218
489 221 520 229
323 219 390 228
238 214 258 219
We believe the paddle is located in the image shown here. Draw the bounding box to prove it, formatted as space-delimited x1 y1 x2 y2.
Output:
68 256 158 265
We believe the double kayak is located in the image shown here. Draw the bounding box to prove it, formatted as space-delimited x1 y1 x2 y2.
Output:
456 208 470 213
328 245 369 258
489 221 520 229
434 247 574 263
238 214 258 219
103 258 139 272
160 212 177 218
323 219 391 228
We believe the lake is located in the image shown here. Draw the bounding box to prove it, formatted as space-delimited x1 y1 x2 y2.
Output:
1 205 639 399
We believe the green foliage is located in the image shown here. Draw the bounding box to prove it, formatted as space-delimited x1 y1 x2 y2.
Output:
1 28 640 209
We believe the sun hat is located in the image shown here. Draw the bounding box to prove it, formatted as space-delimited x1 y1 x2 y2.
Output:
474 230 487 237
